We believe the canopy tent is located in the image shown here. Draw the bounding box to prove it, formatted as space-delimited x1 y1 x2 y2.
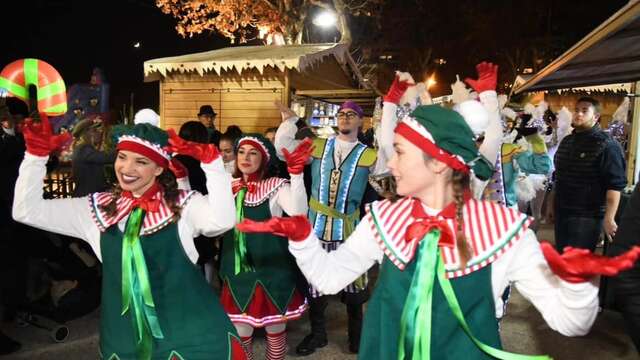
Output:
514 0 640 184
145 43 357 81
143 43 377 112
514 0 640 93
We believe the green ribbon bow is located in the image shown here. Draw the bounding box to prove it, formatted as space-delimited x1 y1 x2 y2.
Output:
398 229 552 360
121 208 164 360
234 187 255 275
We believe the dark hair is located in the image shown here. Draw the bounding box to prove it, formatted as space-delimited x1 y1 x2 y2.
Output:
264 127 278 134
221 129 241 145
179 121 208 144
100 169 182 220
219 133 235 144
576 97 601 114
225 125 243 140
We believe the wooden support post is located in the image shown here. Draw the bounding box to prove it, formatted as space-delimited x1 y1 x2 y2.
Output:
159 81 164 129
283 69 291 106
627 81 640 185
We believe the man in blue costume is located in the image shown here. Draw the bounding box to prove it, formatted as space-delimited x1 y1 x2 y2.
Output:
275 99 392 355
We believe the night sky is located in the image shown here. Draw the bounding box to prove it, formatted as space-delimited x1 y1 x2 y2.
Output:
1 0 631 118
3 0 230 113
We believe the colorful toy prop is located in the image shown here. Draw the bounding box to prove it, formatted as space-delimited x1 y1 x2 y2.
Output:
0 59 67 116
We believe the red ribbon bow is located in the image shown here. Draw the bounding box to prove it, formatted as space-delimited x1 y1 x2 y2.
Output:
232 181 257 195
405 199 456 248
121 182 163 213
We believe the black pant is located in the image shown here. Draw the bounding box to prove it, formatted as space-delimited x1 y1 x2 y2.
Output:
0 222 29 320
611 258 640 352
308 292 365 343
554 209 603 252
609 186 640 354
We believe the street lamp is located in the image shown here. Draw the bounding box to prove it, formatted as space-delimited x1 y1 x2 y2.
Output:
426 74 437 89
313 11 337 28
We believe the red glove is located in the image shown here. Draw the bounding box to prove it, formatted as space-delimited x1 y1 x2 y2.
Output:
541 242 640 283
169 157 188 179
383 72 414 104
167 128 220 163
282 138 313 175
464 62 498 93
236 215 312 242
22 113 72 157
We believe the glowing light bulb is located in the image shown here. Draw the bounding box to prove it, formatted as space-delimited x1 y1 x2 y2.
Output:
313 11 337 28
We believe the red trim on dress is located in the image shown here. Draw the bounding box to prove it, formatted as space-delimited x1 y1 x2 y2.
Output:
220 282 307 328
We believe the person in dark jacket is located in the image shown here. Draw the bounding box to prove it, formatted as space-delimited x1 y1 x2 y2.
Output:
0 108 24 355
71 119 114 197
550 97 626 252
611 185 640 354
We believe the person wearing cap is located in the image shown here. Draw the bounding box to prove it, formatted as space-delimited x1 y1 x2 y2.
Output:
275 98 390 355
198 105 222 146
218 134 312 360
12 115 247 359
71 118 115 197
239 104 640 360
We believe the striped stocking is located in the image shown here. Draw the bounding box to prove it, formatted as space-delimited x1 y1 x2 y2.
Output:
240 336 253 360
265 330 287 360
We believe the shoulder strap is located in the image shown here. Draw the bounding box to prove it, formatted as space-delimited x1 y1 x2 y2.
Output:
357 146 377 167
312 138 328 158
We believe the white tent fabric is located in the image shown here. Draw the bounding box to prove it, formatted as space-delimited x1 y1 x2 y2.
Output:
144 43 350 79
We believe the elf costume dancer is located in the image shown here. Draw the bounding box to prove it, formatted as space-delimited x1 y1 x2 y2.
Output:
12 116 247 360
275 98 392 355
239 105 640 359
219 134 311 360
378 62 504 201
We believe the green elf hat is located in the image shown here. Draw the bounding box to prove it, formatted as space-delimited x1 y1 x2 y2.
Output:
235 133 277 167
112 123 171 168
395 105 494 181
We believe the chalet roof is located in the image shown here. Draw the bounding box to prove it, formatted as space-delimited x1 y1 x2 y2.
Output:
514 1 640 93
144 43 353 80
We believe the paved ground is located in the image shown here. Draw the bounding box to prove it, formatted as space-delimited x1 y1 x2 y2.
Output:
1 225 639 359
